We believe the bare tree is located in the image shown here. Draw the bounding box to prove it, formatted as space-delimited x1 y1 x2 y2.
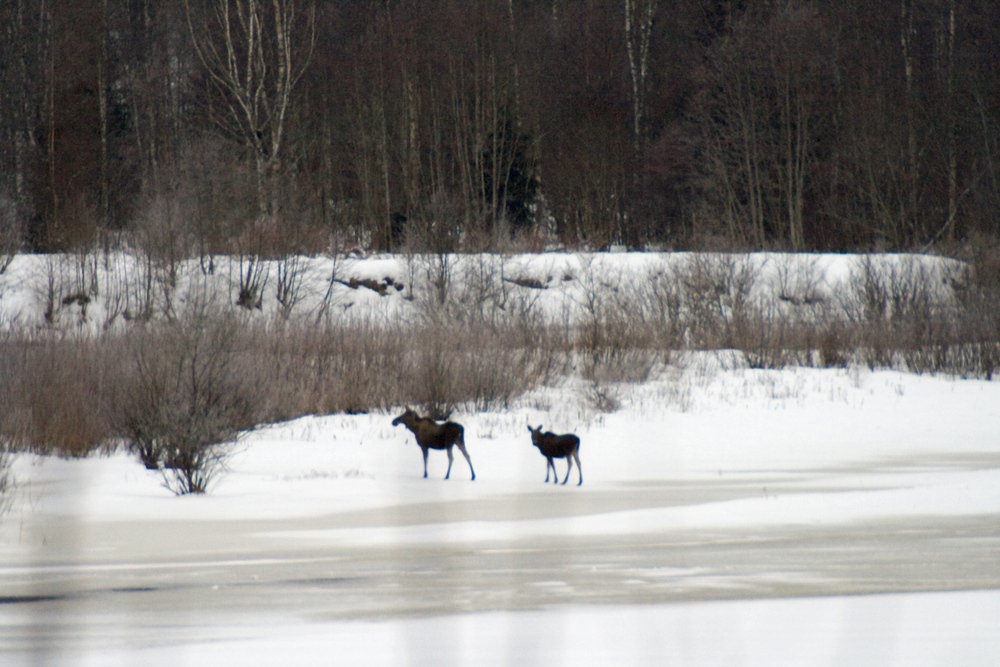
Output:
185 0 315 306
624 0 657 164
900 0 919 241
694 16 770 247
769 3 828 251
116 298 264 494
0 0 45 254
693 2 831 250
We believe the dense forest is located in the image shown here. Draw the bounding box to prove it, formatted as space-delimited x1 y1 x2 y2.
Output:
1 0 999 258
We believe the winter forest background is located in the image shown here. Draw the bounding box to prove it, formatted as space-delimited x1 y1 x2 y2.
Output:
2 0 1000 260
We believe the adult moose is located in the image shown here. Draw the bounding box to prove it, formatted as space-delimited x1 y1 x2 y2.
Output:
527 424 582 486
392 408 475 480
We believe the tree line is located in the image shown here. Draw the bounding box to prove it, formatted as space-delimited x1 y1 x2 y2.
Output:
1 0 999 259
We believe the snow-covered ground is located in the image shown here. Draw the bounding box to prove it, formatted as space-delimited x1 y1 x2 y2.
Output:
1 251 999 665
0 250 960 333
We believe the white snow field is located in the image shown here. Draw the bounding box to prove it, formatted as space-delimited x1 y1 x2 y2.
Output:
1 251 999 665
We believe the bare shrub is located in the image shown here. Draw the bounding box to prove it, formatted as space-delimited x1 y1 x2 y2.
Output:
816 318 852 368
0 326 22 512
670 254 762 349
578 254 763 366
275 254 307 320
311 253 345 325
235 249 270 310
582 347 658 385
258 320 417 420
321 319 554 419
310 322 408 416
13 337 113 456
0 327 26 439
132 188 196 295
452 254 509 324
100 255 130 330
946 245 1000 378
0 323 121 458
774 254 827 307
246 320 420 421
0 445 11 516
506 288 548 345
424 252 454 309
114 300 265 494
839 256 955 371
838 262 893 368
180 149 268 310
409 326 459 420
563 263 677 382
29 251 103 328
574 262 661 384
739 305 800 369
638 266 685 349
457 325 553 411
738 257 834 369
634 255 849 371
34 255 69 325
585 380 622 413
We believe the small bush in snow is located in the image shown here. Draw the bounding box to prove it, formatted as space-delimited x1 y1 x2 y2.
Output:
114 300 264 494
943 245 1000 378
670 254 761 349
839 256 957 371
402 322 553 419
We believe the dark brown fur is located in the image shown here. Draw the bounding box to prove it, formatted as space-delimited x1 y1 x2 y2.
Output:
392 408 475 480
527 424 582 486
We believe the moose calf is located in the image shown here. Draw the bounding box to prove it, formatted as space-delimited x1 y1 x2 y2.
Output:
392 408 475 480
527 424 582 486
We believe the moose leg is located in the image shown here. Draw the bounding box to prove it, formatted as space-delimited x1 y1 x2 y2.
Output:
444 446 454 480
421 446 430 479
561 456 573 485
544 457 552 483
456 442 475 481
573 451 582 486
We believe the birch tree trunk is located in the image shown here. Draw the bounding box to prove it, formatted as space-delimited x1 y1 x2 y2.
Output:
185 0 315 307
